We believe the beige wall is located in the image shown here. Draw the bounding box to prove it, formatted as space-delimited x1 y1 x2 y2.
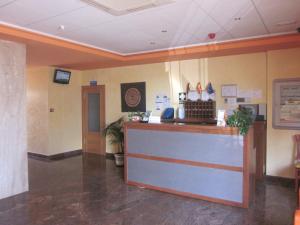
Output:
48 68 82 155
208 53 267 110
81 53 268 153
166 55 267 109
26 47 300 178
27 67 82 156
82 63 171 153
82 48 300 178
27 67 49 155
266 48 300 178
0 40 28 199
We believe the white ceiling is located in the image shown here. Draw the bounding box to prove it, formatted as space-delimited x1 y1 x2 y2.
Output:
0 0 299 54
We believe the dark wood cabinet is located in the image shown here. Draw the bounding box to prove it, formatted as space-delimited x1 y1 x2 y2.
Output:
253 121 267 180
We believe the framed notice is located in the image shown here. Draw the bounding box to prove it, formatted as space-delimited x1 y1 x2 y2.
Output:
273 78 300 130
121 82 146 112
221 84 237 97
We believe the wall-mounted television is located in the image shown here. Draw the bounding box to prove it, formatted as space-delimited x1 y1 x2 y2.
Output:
53 69 71 84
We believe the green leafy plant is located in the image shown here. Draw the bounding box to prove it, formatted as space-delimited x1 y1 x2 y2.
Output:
103 117 124 154
128 111 144 121
227 108 254 135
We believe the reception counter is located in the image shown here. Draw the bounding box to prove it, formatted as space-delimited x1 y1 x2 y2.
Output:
124 122 255 208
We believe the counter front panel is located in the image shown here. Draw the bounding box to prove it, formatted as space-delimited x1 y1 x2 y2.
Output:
125 123 255 208
128 157 243 202
127 129 244 167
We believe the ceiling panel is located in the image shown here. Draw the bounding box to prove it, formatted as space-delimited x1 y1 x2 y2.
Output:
53 6 115 28
115 32 167 53
222 1 268 38
18 0 86 20
161 1 207 36
0 0 15 7
27 16 83 35
0 1 46 26
198 0 251 27
0 0 298 55
120 11 184 46
191 14 225 41
81 20 158 53
57 27 101 45
253 0 300 33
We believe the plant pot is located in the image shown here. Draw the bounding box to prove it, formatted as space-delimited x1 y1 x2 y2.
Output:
114 153 124 167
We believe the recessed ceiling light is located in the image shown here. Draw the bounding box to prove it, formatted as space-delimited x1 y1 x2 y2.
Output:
58 25 65 30
150 42 156 45
234 17 241 21
276 20 297 26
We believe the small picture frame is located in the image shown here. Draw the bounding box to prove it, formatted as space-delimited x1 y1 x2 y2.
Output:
221 84 237 97
121 82 146 112
273 78 300 130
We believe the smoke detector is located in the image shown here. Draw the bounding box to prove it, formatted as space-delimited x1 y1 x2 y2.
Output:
208 33 216 39
80 0 176 16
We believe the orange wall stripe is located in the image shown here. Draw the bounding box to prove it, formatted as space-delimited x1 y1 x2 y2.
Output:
0 24 124 61
1 23 300 70
125 34 300 61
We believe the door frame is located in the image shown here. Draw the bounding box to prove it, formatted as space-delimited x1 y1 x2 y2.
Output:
81 85 106 154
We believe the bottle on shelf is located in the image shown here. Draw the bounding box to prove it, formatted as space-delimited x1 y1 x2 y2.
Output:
178 103 185 119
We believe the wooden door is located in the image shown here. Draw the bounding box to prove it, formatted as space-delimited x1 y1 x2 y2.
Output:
82 85 105 155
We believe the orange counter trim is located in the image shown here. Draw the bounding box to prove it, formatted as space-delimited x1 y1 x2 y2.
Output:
125 122 240 135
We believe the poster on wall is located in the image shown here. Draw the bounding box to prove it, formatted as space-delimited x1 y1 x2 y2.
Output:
273 78 300 130
221 84 237 97
121 82 146 112
155 94 170 111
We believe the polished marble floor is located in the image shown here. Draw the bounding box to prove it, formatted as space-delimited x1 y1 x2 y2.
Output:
0 154 296 225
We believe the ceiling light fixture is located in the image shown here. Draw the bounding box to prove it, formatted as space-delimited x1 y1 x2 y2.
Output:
161 30 168 33
58 25 65 30
234 17 241 21
80 0 176 16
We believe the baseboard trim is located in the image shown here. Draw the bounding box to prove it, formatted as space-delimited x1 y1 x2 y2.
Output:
106 153 115 160
28 149 82 161
264 175 294 188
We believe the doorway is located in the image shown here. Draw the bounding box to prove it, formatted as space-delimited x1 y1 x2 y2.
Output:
82 85 105 155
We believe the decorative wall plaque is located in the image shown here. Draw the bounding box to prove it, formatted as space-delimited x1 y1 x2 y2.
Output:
121 82 146 112
273 78 300 130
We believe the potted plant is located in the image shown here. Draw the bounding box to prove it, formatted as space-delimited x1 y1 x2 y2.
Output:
227 108 254 135
103 117 124 166
128 111 144 122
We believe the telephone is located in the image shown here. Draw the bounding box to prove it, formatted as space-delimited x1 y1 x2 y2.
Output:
161 108 174 120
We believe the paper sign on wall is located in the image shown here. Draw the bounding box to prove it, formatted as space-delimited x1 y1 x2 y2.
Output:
225 97 237 105
253 90 262 99
221 84 237 97
238 89 262 99
155 94 170 111
217 110 226 127
237 89 252 98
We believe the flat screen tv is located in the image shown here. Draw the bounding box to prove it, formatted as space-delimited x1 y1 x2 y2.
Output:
53 69 71 84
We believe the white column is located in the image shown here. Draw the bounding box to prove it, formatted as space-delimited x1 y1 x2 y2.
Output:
0 40 28 199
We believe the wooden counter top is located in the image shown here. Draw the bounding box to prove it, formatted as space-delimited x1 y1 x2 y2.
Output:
125 122 240 135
